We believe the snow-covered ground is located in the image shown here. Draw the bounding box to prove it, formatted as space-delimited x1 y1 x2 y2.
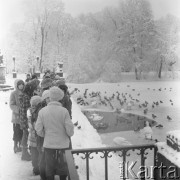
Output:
0 74 180 180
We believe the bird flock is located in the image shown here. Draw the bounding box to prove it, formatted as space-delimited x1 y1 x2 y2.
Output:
70 84 175 131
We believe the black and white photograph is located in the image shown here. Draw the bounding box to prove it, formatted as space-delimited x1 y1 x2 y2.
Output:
0 0 180 179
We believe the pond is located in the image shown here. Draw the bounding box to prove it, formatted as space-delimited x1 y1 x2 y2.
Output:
82 110 157 134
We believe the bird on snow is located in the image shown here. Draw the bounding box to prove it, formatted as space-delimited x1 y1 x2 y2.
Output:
134 126 140 132
167 115 172 121
152 114 157 119
74 121 78 126
77 126 81 129
144 109 148 114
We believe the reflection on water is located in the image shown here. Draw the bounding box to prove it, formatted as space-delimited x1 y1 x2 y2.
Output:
83 110 157 134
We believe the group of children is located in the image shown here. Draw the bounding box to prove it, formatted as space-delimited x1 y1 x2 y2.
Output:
9 73 74 180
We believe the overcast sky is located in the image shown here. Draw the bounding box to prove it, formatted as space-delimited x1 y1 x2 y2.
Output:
0 0 180 43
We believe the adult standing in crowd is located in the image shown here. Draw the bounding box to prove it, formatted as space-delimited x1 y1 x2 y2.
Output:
9 79 24 153
19 79 40 161
35 87 74 180
25 74 31 83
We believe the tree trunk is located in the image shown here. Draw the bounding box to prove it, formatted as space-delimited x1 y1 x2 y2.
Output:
40 27 45 72
158 58 163 78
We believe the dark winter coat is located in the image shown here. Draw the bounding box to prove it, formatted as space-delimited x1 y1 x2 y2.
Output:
19 93 31 130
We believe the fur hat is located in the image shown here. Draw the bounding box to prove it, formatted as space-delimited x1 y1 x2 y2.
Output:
30 95 42 107
28 79 40 90
42 90 50 101
24 79 40 97
41 78 53 89
49 86 64 101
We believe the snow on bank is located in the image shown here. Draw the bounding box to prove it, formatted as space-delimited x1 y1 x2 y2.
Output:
156 142 180 167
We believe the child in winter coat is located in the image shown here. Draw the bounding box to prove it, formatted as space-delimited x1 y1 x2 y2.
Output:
27 95 42 175
9 79 24 153
35 87 74 180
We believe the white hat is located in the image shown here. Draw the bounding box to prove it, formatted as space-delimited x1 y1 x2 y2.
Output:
30 96 42 106
49 86 64 101
42 90 50 101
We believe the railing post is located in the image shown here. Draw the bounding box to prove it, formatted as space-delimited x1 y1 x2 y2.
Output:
86 152 90 180
140 148 146 180
104 151 108 180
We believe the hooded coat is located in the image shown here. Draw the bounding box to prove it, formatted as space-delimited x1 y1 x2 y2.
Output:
9 79 24 124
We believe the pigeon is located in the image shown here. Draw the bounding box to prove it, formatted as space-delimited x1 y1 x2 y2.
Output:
134 126 140 132
167 115 172 121
152 114 157 119
160 100 163 103
158 88 162 91
144 109 148 114
170 99 173 102
171 103 173 106
5 102 7 104
77 126 81 129
156 124 163 128
74 121 78 126
152 105 155 108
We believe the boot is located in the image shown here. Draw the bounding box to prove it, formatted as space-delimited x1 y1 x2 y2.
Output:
33 167 40 175
21 147 31 161
59 175 67 180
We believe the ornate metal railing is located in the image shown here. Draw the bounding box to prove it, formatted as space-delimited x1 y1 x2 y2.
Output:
65 144 157 180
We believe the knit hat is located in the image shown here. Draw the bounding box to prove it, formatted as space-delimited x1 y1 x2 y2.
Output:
49 86 64 101
41 78 53 89
30 95 42 107
55 78 66 86
54 75 61 80
42 90 50 101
